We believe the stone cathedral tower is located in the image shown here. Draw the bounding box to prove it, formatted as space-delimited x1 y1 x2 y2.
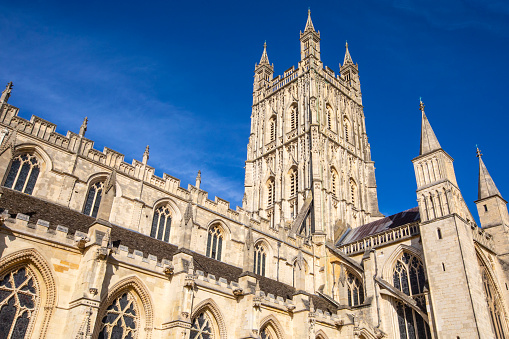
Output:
244 11 383 243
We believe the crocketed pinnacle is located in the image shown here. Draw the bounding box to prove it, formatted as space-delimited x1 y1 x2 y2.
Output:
477 149 503 200
343 41 354 65
259 41 270 65
304 8 315 32
419 99 441 155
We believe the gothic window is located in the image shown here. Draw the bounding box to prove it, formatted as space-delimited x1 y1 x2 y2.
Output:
290 105 298 131
269 117 276 142
260 324 278 339
392 252 431 339
206 225 223 261
349 178 357 205
346 272 364 306
150 204 172 242
327 105 333 130
190 312 213 339
254 243 267 276
83 181 104 218
98 292 138 339
290 168 298 197
479 258 507 338
3 153 40 195
0 267 38 339
344 117 350 143
267 179 275 207
331 168 338 198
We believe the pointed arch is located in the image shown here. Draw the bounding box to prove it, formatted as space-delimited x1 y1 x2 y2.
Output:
381 244 424 280
93 275 154 339
315 329 329 339
191 298 227 339
14 143 53 172
0 248 56 338
260 314 286 339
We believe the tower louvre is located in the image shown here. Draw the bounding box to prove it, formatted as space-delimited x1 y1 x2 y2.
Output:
244 11 383 243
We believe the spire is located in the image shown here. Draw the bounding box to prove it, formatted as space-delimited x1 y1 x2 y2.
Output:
259 41 270 65
419 99 441 155
477 148 502 200
304 8 315 32
343 41 353 65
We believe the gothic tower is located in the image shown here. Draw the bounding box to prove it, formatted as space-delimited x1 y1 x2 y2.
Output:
244 10 382 244
413 101 494 337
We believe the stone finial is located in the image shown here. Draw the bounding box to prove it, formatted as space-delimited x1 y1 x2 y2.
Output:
195 170 201 189
0 82 13 103
343 41 354 66
419 99 442 156
476 145 482 158
142 145 149 165
0 128 16 156
304 8 315 32
79 117 88 137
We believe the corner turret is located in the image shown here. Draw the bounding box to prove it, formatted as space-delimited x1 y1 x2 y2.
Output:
340 42 360 92
253 42 274 92
299 9 321 70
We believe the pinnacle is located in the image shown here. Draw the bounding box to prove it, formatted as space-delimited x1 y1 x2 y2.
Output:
304 8 316 32
478 150 503 200
343 41 354 65
419 100 442 156
259 41 270 65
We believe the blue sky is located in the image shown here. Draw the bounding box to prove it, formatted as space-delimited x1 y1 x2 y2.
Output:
1 0 508 221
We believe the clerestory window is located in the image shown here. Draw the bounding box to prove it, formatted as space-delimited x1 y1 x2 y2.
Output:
206 225 223 261
150 204 172 242
3 153 40 195
347 272 364 306
254 243 267 276
83 181 104 218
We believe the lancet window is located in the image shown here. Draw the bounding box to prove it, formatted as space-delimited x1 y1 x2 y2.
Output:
150 204 172 242
479 258 507 338
349 178 357 205
98 292 138 339
206 225 223 261
3 153 40 195
347 272 364 306
267 179 275 207
290 168 298 197
327 105 333 130
190 312 213 339
254 243 267 276
83 181 104 218
260 324 278 339
269 117 276 142
290 105 298 131
392 252 431 339
331 168 338 198
344 117 350 143
0 267 39 338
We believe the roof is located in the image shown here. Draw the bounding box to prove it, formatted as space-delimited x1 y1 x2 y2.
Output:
0 188 338 312
339 207 420 245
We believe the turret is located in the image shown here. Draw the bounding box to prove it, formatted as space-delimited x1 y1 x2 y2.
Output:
340 42 360 92
299 9 321 70
253 42 273 92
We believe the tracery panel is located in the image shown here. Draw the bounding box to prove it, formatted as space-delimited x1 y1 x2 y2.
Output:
3 153 40 195
98 292 138 339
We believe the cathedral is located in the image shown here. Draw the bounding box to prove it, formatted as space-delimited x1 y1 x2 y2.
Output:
0 10 508 339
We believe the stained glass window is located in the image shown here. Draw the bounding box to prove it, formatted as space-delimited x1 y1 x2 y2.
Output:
346 272 364 306
98 292 138 339
206 225 223 261
83 181 104 218
150 205 172 242
4 153 40 195
392 252 431 339
254 243 266 276
0 267 38 339
190 312 213 339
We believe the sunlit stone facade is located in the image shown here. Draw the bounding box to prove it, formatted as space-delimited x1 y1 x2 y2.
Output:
0 11 509 339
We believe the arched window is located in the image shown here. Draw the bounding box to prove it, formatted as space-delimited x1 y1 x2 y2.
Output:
331 168 338 198
206 225 223 261
260 323 278 339
344 117 350 143
3 153 40 195
254 243 267 276
267 178 275 207
327 105 333 130
392 252 431 339
150 204 172 242
0 267 38 338
269 117 276 142
190 312 214 339
290 168 298 197
83 181 104 217
290 105 298 131
98 292 138 339
347 272 364 306
479 258 508 338
349 178 357 205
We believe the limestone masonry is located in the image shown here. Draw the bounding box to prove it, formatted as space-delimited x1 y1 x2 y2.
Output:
0 10 507 339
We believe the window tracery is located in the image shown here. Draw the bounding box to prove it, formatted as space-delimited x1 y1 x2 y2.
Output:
0 267 38 339
290 106 298 131
260 324 278 339
190 312 214 339
392 252 431 339
83 181 104 218
327 105 333 130
254 243 267 276
290 168 298 197
344 117 350 143
3 153 40 195
269 118 276 142
267 179 275 207
346 272 364 306
206 225 223 261
331 168 338 198
98 292 138 339
150 205 172 242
